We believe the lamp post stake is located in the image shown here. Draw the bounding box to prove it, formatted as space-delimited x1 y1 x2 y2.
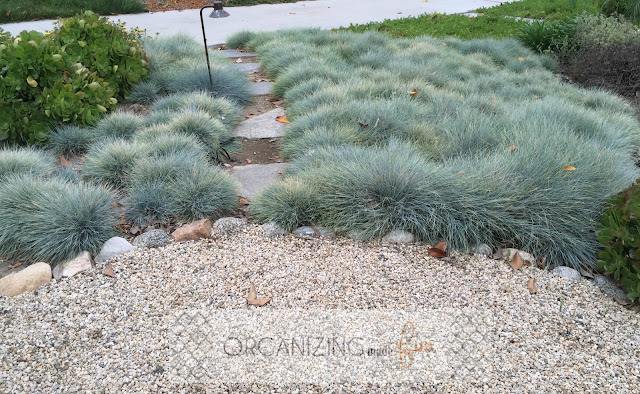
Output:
199 1 230 94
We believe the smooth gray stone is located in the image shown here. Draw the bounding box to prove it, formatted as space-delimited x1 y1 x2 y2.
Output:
132 230 173 249
95 237 134 264
293 226 335 239
593 276 629 301
234 108 287 139
553 266 582 280
230 163 290 200
261 222 286 238
233 62 261 74
250 82 274 96
218 49 257 58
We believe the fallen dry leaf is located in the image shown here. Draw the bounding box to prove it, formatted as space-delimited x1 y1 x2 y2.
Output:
510 252 524 270
518 56 524 61
255 78 272 82
562 165 576 171
509 144 518 152
245 158 252 164
11 262 22 269
246 113 256 119
358 121 369 128
247 282 271 306
60 156 73 167
103 263 116 278
434 241 447 251
408 89 419 96
527 278 538 294
275 116 290 123
271 99 284 106
277 169 283 174
428 247 447 258
268 156 280 161
239 197 249 206
442 42 448 46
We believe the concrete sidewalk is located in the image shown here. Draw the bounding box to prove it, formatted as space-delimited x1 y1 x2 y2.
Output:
1 0 514 43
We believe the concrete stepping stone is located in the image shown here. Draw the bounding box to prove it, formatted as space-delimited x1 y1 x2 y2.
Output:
218 49 257 58
250 82 274 96
233 62 261 74
231 163 290 200
234 108 287 139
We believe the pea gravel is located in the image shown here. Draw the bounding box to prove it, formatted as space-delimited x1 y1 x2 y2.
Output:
1 224 639 393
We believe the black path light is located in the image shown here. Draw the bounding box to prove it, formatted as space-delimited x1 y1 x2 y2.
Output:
200 1 230 94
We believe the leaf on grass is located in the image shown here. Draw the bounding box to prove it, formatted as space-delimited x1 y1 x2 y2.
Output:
103 263 116 278
428 247 447 258
247 282 271 306
239 197 249 206
509 144 517 152
562 165 576 171
408 89 419 96
11 262 22 269
441 42 447 46
527 278 537 294
60 156 72 167
434 241 447 251
510 252 523 270
275 116 289 123
517 56 524 61
358 121 369 128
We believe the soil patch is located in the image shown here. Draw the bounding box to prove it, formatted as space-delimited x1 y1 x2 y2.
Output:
242 94 281 117
230 137 283 166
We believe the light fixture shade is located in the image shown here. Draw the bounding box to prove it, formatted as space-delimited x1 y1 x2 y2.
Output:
209 1 230 18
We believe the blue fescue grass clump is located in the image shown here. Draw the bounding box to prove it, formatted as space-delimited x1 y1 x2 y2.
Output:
0 148 55 182
0 175 116 264
227 28 640 269
91 112 144 141
141 35 251 106
128 80 161 104
126 151 238 225
47 125 93 157
82 140 143 188
152 92 243 127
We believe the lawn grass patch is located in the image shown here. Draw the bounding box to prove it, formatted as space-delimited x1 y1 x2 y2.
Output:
0 0 145 23
343 14 527 39
476 0 605 22
228 29 640 269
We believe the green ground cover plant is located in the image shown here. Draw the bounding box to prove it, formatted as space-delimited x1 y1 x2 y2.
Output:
477 0 604 21
343 14 526 39
598 180 640 300
228 28 640 270
0 0 145 24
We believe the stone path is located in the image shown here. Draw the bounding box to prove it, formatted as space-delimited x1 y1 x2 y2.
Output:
0 0 520 43
223 50 290 200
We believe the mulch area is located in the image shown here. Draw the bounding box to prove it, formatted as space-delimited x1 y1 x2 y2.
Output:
145 0 209 13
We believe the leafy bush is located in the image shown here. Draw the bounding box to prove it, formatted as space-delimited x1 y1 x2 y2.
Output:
47 125 93 157
0 175 116 264
0 30 116 145
0 148 55 182
53 11 149 99
598 180 640 300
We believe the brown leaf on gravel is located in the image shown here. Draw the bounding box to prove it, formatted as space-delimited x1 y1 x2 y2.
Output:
11 262 22 269
510 252 524 270
434 241 447 251
527 278 538 294
247 283 271 306
276 116 289 123
428 247 447 258
103 264 116 278
271 99 284 106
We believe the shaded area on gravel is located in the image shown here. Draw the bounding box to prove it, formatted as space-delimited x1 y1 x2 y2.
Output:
1 225 639 392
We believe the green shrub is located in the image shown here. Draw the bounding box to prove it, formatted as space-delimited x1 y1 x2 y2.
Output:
0 175 116 264
0 148 55 182
53 11 149 99
0 30 116 145
47 125 93 157
598 180 640 300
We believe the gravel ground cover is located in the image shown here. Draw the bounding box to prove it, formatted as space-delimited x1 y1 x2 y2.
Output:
1 225 639 392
